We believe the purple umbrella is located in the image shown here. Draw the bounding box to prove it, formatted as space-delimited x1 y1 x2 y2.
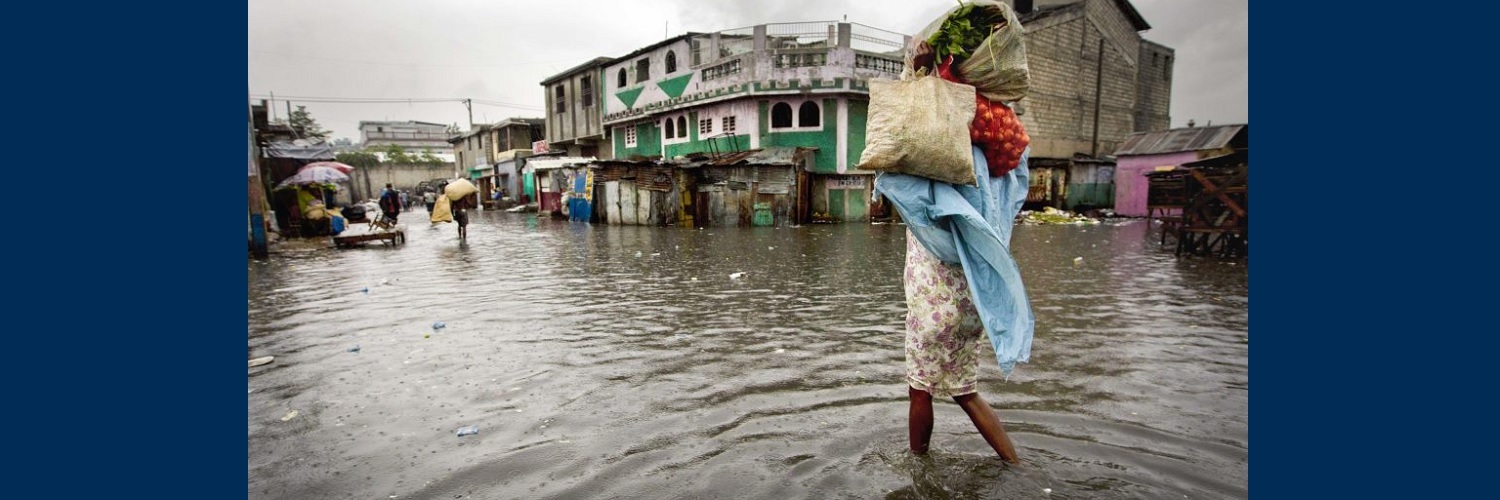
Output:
275 165 350 189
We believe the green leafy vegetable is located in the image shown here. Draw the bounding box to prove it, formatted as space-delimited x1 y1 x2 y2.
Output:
926 1 1006 66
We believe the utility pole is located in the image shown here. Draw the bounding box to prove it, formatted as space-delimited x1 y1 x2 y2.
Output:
464 98 473 128
1091 38 1104 158
248 101 269 259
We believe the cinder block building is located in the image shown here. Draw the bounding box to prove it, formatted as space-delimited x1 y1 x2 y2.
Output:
1006 0 1174 209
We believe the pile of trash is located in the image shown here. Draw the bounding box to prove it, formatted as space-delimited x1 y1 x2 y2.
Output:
1019 207 1100 225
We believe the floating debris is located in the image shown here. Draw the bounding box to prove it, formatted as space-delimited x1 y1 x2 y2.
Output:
1021 207 1100 225
456 425 480 437
730 272 746 280
280 410 299 422
1073 257 1083 267
432 322 447 331
249 356 275 368
1043 488 1052 494
347 345 361 353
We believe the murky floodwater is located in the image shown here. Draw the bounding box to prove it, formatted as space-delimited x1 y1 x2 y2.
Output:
249 209 1248 499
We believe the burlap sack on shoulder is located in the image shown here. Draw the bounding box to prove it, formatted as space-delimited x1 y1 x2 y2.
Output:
856 75 978 185
430 195 454 223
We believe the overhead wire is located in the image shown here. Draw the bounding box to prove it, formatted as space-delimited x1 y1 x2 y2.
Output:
249 95 542 111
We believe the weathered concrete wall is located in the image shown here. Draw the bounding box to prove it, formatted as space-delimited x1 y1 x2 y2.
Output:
813 174 872 222
660 100 761 159
1017 5 1141 159
546 68 607 154
758 98 842 172
1135 39 1173 132
349 163 455 201
604 39 697 115
453 132 488 172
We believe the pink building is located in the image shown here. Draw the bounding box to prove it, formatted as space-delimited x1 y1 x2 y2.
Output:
1112 125 1247 217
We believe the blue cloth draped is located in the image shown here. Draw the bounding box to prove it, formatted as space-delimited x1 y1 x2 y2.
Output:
874 145 1034 376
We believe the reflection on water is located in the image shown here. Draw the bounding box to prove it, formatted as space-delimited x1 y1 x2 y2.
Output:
249 210 1248 499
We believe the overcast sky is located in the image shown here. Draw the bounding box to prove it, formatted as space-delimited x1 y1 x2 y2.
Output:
249 0 1247 141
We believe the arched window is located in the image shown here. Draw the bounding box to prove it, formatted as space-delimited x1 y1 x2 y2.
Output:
666 51 677 73
771 102 793 128
664 117 675 139
617 68 627 87
798 101 820 127
676 116 687 138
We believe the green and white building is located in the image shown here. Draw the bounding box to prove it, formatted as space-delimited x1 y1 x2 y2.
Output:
596 22 909 223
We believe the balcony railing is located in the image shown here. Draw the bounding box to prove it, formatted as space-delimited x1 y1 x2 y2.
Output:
766 21 837 49
702 58 743 81
850 23 908 55
773 51 828 68
363 131 453 142
855 53 904 74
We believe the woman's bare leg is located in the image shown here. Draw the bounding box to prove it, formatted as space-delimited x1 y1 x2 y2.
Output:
953 393 1020 463
908 386 934 454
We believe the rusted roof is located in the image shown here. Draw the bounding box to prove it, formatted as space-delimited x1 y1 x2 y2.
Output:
1114 124 1247 156
696 146 815 167
1180 152 1247 169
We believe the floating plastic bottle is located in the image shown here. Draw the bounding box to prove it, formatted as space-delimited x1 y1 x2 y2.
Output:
456 425 479 437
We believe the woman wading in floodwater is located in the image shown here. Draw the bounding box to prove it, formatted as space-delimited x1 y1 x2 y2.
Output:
872 0 1036 464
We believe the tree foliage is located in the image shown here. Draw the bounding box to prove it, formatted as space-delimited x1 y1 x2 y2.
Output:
381 144 415 164
335 151 380 168
340 146 445 166
284 105 330 140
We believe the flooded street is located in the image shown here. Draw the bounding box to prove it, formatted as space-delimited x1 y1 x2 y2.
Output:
248 210 1248 499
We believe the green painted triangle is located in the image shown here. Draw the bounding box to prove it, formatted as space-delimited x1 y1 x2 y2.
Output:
615 87 644 109
657 73 694 99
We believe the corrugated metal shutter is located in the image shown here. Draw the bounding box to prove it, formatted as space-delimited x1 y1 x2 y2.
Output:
639 166 675 191
595 164 627 182
756 165 793 194
729 166 753 183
